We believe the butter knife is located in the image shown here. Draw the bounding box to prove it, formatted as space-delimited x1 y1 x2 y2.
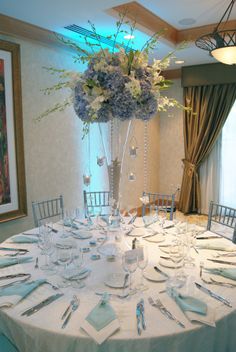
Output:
196 236 220 240
154 266 169 278
21 293 64 316
195 282 232 307
207 258 236 266
0 247 29 253
0 273 30 280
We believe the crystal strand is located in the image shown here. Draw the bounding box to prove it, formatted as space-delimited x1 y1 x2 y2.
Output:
143 120 149 193
110 119 114 200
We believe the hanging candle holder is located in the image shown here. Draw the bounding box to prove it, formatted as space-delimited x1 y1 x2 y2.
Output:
129 136 138 159
128 171 136 182
83 174 91 187
97 156 105 167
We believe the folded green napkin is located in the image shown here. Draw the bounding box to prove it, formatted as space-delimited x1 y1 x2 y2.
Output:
206 268 236 281
171 288 207 315
0 256 33 268
11 235 38 243
0 279 46 298
63 220 78 228
197 243 235 251
86 295 116 331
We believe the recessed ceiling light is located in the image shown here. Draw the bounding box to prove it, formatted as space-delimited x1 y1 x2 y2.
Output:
175 60 185 64
124 34 135 40
178 18 196 26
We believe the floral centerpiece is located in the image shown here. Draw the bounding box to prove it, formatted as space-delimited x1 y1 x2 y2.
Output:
38 15 187 135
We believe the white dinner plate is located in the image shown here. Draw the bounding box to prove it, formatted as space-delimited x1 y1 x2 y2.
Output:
159 258 182 268
71 230 92 239
127 228 147 237
143 266 168 282
144 233 166 243
104 272 128 288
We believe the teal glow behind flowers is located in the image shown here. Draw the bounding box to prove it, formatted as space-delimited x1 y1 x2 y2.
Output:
38 14 187 135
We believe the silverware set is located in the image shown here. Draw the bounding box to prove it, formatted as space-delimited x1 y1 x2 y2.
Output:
61 295 80 329
148 297 185 328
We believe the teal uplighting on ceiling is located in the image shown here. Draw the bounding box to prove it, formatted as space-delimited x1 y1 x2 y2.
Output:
62 24 151 52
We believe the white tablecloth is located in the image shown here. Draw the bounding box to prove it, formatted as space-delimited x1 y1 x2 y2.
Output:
1 222 236 352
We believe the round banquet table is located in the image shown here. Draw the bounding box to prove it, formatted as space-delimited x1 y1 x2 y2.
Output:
0 221 236 352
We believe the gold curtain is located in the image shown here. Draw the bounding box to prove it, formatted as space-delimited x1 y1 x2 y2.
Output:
178 83 236 214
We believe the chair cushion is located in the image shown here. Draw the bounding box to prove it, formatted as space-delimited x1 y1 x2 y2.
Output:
0 334 19 352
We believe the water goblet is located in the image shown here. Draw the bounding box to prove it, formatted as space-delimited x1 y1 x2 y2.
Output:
56 240 74 287
122 252 138 295
136 244 148 291
38 227 56 274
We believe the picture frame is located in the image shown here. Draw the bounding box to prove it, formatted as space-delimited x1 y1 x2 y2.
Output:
0 39 27 223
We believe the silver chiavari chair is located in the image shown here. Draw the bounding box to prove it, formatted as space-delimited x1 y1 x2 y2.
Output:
207 201 236 243
32 195 64 227
83 190 111 217
142 191 176 220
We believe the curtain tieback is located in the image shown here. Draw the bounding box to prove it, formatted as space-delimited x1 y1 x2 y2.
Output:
182 159 198 176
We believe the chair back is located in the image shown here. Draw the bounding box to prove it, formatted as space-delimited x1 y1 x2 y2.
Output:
207 201 236 243
32 195 64 227
83 191 111 217
142 192 175 220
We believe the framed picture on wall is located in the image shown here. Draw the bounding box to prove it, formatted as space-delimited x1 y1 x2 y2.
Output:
0 39 27 223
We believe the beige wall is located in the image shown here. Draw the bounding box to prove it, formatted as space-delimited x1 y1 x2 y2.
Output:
0 35 163 240
159 79 184 198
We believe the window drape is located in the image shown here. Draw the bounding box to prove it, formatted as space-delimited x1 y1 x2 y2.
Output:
178 83 236 214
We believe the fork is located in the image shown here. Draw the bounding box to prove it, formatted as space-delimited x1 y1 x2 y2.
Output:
61 296 80 329
148 297 185 328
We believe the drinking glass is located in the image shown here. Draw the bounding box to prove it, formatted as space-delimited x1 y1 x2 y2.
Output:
56 241 73 287
137 245 148 291
70 247 85 289
38 226 56 274
122 252 138 294
167 241 186 290
158 208 167 228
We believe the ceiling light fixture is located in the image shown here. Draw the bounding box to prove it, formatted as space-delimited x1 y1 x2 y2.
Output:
124 34 135 40
175 60 185 64
195 0 236 65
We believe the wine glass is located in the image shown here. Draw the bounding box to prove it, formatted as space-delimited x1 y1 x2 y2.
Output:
158 208 167 228
127 206 137 224
56 240 73 287
167 241 186 290
136 244 148 291
38 226 56 274
122 252 138 295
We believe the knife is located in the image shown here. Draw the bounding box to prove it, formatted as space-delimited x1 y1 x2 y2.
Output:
195 282 232 307
196 236 221 240
142 232 158 239
0 247 29 252
154 266 169 278
207 258 236 266
21 293 64 316
0 273 30 280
